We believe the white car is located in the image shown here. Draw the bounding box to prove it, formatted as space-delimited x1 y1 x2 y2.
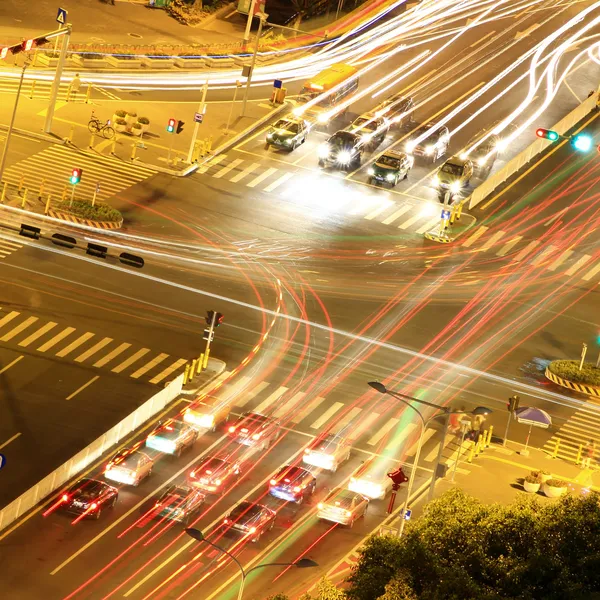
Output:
303 434 351 472
348 457 399 500
104 448 153 486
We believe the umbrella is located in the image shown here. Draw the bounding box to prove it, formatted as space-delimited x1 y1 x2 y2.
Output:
515 406 552 452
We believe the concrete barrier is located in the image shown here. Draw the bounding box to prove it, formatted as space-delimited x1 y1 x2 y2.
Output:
0 374 183 533
468 93 598 210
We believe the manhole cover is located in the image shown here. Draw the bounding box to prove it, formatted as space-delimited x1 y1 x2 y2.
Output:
128 33 143 39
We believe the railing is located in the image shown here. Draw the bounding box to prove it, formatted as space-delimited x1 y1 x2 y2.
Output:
0 374 183 533
468 93 598 210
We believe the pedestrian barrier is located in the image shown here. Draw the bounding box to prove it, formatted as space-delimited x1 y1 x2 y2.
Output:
551 437 561 459
0 374 184 533
468 93 598 210
576 443 583 465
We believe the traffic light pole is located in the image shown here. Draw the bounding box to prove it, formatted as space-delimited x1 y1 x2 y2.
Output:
187 80 208 164
241 13 266 118
204 310 217 370
44 26 71 134
243 0 258 44
0 59 28 184
428 411 450 501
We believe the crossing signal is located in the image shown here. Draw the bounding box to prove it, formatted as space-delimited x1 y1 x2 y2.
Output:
0 36 49 59
507 395 520 413
176 120 185 135
70 168 82 185
535 128 559 141
570 133 593 152
167 118 176 133
205 311 224 327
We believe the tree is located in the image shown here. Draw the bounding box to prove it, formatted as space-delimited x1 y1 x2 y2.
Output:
268 579 345 600
346 488 600 600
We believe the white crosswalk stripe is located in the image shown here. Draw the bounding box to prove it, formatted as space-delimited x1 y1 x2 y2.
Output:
2 145 156 203
0 238 22 260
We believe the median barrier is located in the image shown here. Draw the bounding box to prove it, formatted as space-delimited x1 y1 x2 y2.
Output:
468 92 598 209
0 374 183 533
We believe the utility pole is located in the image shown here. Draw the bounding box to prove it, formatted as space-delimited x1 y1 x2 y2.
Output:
0 59 29 183
187 80 208 164
243 0 258 45
203 310 223 369
428 411 450 501
241 12 267 118
44 25 71 134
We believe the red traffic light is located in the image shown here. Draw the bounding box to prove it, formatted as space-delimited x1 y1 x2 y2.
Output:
387 467 408 485
70 168 82 185
535 128 559 141
167 118 176 133
24 39 34 52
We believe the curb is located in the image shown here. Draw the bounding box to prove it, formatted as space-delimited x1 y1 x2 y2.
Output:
545 366 600 398
48 208 123 230
179 358 227 395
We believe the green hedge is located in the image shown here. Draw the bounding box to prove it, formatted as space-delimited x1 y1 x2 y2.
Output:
548 360 600 386
56 200 122 223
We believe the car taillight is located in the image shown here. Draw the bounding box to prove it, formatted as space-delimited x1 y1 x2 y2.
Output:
293 486 301 493
228 426 236 433
252 433 261 440
91 503 98 510
241 428 248 433
62 494 69 502
224 519 229 524
249 526 257 534
270 479 277 486
284 478 290 483
215 479 222 485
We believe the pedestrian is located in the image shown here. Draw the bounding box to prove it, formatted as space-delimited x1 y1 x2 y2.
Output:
473 413 486 436
449 405 466 434
70 73 81 102
581 440 596 469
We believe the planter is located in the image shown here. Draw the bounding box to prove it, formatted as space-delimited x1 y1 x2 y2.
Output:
539 473 551 484
137 123 150 134
204 57 234 68
141 56 175 69
48 208 123 230
174 57 205 69
72 54 108 69
114 123 128 133
523 480 540 494
106 55 143 69
543 482 567 498
35 53 60 68
131 127 143 136
125 114 137 126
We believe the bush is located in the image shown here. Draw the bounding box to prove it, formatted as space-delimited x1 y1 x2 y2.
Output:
115 110 127 118
115 54 138 60
132 123 142 130
545 478 568 488
548 360 600 386
55 200 122 223
79 52 104 60
531 469 550 478
137 116 150 124
128 111 138 118
525 474 540 484
115 118 127 125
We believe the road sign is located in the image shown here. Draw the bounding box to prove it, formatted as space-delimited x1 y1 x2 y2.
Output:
404 509 412 521
0 453 5 471
273 79 283 89
194 112 204 124
242 65 252 78
95 182 101 193
56 7 68 25
441 209 451 220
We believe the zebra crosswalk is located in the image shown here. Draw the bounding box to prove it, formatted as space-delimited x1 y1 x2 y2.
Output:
209 371 470 470
462 226 600 284
2 145 156 204
0 308 188 385
0 237 22 260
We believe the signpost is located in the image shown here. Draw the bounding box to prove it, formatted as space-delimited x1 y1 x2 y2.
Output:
403 509 412 521
56 7 68 25
194 112 204 124
187 80 208 164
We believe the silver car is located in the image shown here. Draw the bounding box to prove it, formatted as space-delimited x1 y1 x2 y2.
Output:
317 489 369 527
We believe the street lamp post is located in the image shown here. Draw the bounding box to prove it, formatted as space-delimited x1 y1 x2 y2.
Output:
241 11 267 118
185 528 317 600
368 382 491 537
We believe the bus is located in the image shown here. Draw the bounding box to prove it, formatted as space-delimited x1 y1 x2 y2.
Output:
295 63 359 122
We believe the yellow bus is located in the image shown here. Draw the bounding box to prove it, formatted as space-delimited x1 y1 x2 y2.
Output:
296 63 359 121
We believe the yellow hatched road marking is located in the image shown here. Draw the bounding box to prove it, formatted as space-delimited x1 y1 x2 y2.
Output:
37 326 75 352
19 321 57 347
0 316 38 341
56 332 95 358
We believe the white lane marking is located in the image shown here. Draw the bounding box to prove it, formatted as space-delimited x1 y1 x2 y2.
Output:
235 381 270 408
130 353 169 379
57 332 96 358
565 254 592 276
0 355 23 374
544 208 568 226
18 321 57 347
530 245 557 266
247 167 277 188
404 428 437 457
112 348 150 373
66 375 100 401
93 342 132 368
230 162 259 183
478 230 507 252
383 422 417 451
291 395 327 423
416 216 442 235
0 432 21 449
0 316 38 341
367 418 399 446
547 249 574 271
462 226 488 248
382 205 412 225
397 213 425 230
73 336 112 362
264 172 294 192
150 358 187 384
513 240 540 262
37 327 75 352
310 401 344 430
0 311 20 329
213 158 243 179
582 261 600 281
330 407 362 434
496 236 522 256
364 200 393 220
254 385 289 414
274 391 306 419
198 154 226 174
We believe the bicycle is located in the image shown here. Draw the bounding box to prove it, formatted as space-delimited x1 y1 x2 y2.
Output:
88 112 115 139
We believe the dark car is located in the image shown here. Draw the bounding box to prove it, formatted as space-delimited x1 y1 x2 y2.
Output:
347 113 389 150
405 123 450 162
187 456 241 494
153 484 205 525
463 129 501 176
367 150 413 187
227 412 280 450
146 420 198 456
376 93 414 129
59 478 118 520
269 465 317 504
318 130 363 170
222 500 276 542
265 117 309 151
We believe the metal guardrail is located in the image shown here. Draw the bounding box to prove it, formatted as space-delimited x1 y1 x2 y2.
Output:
0 375 183 533
468 93 598 210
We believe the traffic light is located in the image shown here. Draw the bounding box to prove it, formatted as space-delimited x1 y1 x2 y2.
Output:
0 36 49 59
535 128 559 141
387 467 408 487
203 328 214 342
570 133 593 152
167 118 176 133
205 311 224 327
70 168 82 185
176 120 185 135
507 395 520 413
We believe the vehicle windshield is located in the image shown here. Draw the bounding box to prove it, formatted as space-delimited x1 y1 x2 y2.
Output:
273 120 297 133
353 118 375 131
441 163 463 176
230 502 260 520
330 133 355 147
378 156 400 168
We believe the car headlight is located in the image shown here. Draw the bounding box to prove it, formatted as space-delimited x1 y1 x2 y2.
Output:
318 112 330 123
432 175 440 185
367 167 374 175
477 158 486 166
450 181 461 194
266 133 273 139
361 134 372 143
337 150 352 164
405 141 416 152
318 144 330 158
386 173 395 181
284 138 292 145
425 145 435 155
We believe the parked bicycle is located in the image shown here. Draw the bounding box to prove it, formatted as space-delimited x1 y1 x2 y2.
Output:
88 111 115 139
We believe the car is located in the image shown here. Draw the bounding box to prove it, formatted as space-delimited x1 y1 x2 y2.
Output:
462 130 501 176
59 478 118 520
405 122 450 162
227 412 280 450
145 420 198 456
433 156 474 194
303 433 351 472
269 465 317 504
153 484 205 525
104 448 153 486
376 93 414 128
183 395 230 432
346 113 389 149
367 150 413 187
187 456 241 494
265 117 309 151
318 130 363 170
348 457 399 500
222 500 276 542
317 488 369 527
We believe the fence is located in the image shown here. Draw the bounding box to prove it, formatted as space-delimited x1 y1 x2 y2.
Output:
468 93 598 210
0 373 183 533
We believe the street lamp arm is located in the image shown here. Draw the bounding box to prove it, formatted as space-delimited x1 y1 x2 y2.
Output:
202 538 246 578
384 389 449 412
245 562 300 578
